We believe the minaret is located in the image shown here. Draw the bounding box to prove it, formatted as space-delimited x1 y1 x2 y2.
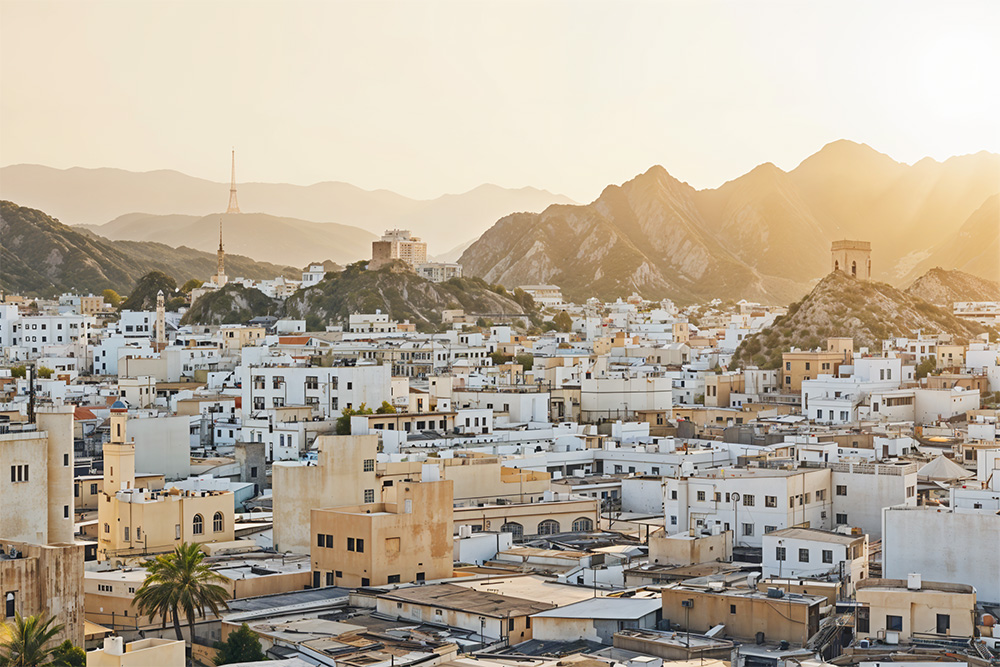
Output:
104 400 135 493
155 290 166 347
213 218 228 287
226 149 240 214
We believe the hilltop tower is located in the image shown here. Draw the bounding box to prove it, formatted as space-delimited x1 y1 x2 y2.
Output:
226 149 240 214
212 218 228 287
831 240 871 280
155 290 166 346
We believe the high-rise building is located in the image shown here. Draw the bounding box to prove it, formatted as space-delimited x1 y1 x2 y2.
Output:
370 230 427 270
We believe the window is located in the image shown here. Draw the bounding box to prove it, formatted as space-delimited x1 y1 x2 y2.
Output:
815 489 825 501
9 465 28 483
936 614 950 634
416 572 425 581
192 514 204 535
804 492 811 504
356 539 364 553
124 527 130 541
538 519 561 535
798 548 809 562
508 618 515 631
347 537 356 551
251 466 258 477
572 517 594 532
364 489 375 503
318 534 325 547
730 604 737 614
63 454 69 466
742 523 754 536
104 523 110 533
836 485 847 496
176 524 181 539
501 522 524 539
326 572 335 586
670 490 678 500
836 513 848 524
651 467 660 475
905 486 914 498
213 512 224 532
697 491 706 501
387 575 401 584
64 505 69 519
886 615 903 632
361 578 369 587
363 459 375 472
776 546 786 561
764 525 777 534
325 534 333 548
765 495 777 507
743 495 755 507
786 362 791 370
822 550 833 563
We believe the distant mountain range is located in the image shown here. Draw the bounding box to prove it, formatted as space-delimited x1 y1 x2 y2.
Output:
0 201 296 296
0 164 575 256
460 141 1000 303
904 267 999 306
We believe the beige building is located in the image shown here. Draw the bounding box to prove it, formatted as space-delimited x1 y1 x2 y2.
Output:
370 229 428 270
272 435 380 553
311 477 454 588
1 540 84 646
0 406 75 545
380 454 552 506
453 497 599 539
648 529 733 567
831 240 871 279
87 636 185 667
219 325 266 350
97 402 234 560
76 473 165 512
661 585 823 645
855 576 976 640
781 347 848 393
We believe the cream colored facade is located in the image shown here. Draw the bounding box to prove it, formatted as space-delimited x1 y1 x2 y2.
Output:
648 529 732 566
87 636 185 667
0 406 75 545
272 435 379 553
831 240 871 279
220 326 266 350
855 577 976 639
781 349 846 393
311 478 454 588
97 407 234 560
453 497 599 538
76 473 165 512
380 455 552 505
0 540 84 646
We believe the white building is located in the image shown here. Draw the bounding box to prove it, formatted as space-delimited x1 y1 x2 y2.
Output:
761 527 868 592
242 363 392 418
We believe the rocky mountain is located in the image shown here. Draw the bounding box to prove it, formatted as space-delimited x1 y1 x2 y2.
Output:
904 267 1000 306
460 141 1000 303
283 261 539 332
82 212 376 268
181 283 279 326
731 271 991 370
0 201 294 296
0 164 574 252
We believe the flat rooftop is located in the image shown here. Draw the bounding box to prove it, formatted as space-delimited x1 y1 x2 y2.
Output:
380 583 555 617
765 527 860 545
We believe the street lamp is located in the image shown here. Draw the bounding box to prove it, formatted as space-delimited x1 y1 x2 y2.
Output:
479 616 486 647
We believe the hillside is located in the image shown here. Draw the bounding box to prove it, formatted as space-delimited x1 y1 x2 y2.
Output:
904 268 1000 306
284 261 539 331
731 271 992 369
84 212 376 268
0 201 292 296
460 141 1000 303
181 284 279 326
0 164 575 252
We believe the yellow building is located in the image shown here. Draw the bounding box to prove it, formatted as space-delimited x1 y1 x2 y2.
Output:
855 576 976 640
97 402 234 561
379 454 552 506
87 636 185 667
781 347 847 393
219 326 266 351
311 477 454 588
76 473 165 512
453 497 599 540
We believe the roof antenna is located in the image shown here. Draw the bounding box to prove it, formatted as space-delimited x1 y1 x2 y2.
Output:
27 363 36 424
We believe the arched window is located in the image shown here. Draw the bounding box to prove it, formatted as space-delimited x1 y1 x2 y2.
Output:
572 517 594 532
851 261 857 277
867 259 871 275
834 260 839 271
501 522 524 540
537 519 561 535
193 514 204 535
213 512 224 532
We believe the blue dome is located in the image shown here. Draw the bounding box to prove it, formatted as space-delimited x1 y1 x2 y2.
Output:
110 399 128 411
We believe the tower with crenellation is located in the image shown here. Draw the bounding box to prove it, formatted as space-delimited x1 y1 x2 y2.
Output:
831 240 871 280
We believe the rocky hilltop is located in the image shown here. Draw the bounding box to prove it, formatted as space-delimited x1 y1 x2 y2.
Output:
460 141 1000 303
904 267 1000 306
283 261 538 331
731 270 991 370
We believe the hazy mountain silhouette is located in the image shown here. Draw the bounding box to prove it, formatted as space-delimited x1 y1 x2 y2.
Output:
461 141 1000 303
0 164 575 252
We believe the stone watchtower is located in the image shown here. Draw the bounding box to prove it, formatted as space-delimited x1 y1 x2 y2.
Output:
831 240 872 280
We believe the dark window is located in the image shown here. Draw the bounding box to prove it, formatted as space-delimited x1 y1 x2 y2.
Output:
936 614 950 633
857 607 870 633
361 577 370 587
836 513 848 524
416 572 425 581
326 572 334 586
730 604 737 614
347 537 355 551
508 618 515 631
836 485 847 496
325 534 333 548
776 547 786 561
318 534 324 547
822 550 833 563
387 575 400 584
250 466 258 477
799 549 809 562
886 615 903 632
356 538 364 553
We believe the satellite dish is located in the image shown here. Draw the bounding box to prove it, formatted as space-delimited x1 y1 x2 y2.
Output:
731 493 741 502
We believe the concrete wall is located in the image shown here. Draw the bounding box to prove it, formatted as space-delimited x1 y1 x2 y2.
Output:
648 530 732 566
0 541 84 646
127 415 191 481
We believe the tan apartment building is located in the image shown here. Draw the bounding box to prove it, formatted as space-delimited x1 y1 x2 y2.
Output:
0 406 75 545
704 374 744 408
310 477 454 588
855 576 976 640
781 348 847 393
453 497 599 540
76 473 165 512
379 454 552 506
661 585 824 645
370 229 428 270
0 540 84 646
219 325 266 351
97 402 234 560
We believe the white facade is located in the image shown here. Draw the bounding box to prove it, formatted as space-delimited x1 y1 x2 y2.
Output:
580 376 672 420
761 528 868 591
242 364 393 418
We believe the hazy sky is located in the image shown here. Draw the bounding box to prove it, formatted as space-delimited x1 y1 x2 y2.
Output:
1 0 998 202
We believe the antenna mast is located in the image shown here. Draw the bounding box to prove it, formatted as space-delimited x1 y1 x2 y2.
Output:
226 149 240 214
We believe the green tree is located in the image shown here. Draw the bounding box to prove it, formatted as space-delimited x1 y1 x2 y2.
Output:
36 366 54 379
915 357 936 379
48 640 86 667
102 289 121 307
133 543 230 654
9 366 26 379
336 403 373 435
375 400 396 414
514 353 534 371
0 612 64 666
180 278 204 293
213 623 266 665
552 310 573 332
490 351 512 366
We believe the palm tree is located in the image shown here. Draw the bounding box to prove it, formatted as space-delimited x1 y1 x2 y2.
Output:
133 543 230 651
0 612 64 666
